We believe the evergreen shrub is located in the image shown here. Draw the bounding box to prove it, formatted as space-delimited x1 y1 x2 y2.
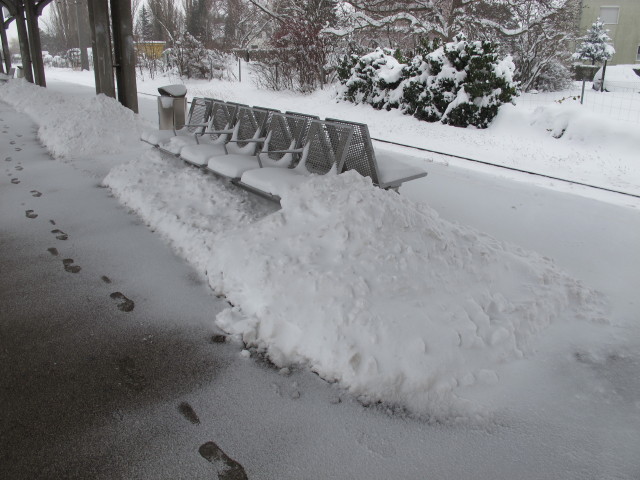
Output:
337 34 518 129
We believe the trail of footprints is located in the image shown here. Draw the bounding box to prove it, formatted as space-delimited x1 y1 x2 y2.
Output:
20 200 136 313
12 154 248 475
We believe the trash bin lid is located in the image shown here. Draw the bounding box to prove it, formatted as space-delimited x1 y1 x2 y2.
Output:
158 84 187 97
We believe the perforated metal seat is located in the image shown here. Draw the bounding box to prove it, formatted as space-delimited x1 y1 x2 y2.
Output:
204 112 314 180
179 102 242 166
181 105 267 171
238 120 354 201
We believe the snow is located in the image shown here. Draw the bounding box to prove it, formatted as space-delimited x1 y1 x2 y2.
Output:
157 84 188 97
593 64 640 93
2 68 640 477
0 79 147 161
208 171 606 417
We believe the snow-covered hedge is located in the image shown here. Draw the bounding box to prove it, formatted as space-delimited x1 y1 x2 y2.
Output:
338 35 518 128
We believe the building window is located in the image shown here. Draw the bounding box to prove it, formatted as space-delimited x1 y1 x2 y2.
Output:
599 6 620 24
637 45 640 62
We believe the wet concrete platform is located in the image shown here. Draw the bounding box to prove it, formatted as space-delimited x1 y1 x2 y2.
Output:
0 102 248 479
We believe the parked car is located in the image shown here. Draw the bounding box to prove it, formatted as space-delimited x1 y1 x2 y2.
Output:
592 64 640 92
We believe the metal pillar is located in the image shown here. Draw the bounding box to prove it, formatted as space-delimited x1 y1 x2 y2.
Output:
87 0 115 98
24 0 45 86
14 6 33 83
75 0 89 70
0 9 8 74
0 5 11 73
110 0 138 113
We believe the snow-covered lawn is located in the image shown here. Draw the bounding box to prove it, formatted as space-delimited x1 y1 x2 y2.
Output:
2 69 639 476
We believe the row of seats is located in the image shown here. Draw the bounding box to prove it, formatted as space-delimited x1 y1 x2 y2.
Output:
140 97 428 201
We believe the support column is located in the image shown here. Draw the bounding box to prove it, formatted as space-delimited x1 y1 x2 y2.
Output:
110 0 138 112
75 0 89 70
14 6 33 83
0 9 8 74
87 0 115 98
25 0 46 86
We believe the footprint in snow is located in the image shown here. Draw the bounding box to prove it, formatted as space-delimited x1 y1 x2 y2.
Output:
62 259 81 273
47 248 58 256
178 402 200 425
14 148 21 152
25 210 38 219
11 178 20 184
51 229 68 240
116 356 146 391
49 220 56 225
14 165 23 171
199 441 247 480
4 157 11 162
101 275 112 284
30 190 42 197
110 292 135 312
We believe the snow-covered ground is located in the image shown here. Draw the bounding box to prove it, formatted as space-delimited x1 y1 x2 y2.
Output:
2 69 639 477
40 67 640 200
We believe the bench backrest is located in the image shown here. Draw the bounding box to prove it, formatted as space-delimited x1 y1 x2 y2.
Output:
257 113 316 166
325 118 380 185
185 97 211 134
285 111 320 148
207 101 235 142
297 120 353 176
232 106 271 149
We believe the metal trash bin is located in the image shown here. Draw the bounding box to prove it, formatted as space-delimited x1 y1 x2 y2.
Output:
157 84 187 131
16 66 24 78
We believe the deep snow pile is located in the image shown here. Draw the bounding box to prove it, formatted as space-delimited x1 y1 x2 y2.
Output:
0 79 146 159
207 172 607 417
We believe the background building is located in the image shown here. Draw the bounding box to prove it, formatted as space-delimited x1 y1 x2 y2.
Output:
579 0 640 65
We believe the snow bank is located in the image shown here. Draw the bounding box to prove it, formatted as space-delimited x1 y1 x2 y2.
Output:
104 150 274 269
493 103 640 150
0 79 146 159
106 151 606 418
207 172 606 417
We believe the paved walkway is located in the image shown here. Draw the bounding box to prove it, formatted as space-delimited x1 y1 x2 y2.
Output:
0 103 253 478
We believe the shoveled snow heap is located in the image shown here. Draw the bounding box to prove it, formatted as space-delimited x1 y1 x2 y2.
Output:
208 172 606 417
0 79 146 158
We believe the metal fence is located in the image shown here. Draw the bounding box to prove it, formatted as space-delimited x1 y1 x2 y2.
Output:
514 82 640 124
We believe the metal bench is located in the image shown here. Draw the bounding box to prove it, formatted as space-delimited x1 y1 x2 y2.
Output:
325 118 428 190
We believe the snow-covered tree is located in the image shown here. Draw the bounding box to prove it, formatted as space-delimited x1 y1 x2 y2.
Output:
136 4 155 41
167 32 230 79
573 19 615 65
503 0 579 92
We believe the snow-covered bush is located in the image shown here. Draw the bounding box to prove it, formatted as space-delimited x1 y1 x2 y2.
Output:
530 61 573 92
338 35 518 129
338 48 406 110
166 33 232 80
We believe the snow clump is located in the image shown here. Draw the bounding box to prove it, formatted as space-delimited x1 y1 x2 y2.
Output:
0 79 146 159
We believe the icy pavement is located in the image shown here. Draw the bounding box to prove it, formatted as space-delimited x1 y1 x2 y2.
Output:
2 85 640 479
